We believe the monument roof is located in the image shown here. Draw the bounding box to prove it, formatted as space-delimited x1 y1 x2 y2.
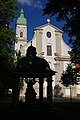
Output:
14 44 56 77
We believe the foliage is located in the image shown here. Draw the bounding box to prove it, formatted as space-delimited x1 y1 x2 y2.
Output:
68 39 80 63
0 0 19 95
19 79 24 90
43 0 80 63
60 64 78 87
0 0 19 56
16 50 21 62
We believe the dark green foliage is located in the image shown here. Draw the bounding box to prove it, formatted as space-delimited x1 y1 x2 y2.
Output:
16 50 21 62
43 0 80 64
68 39 80 63
0 0 19 95
19 79 24 90
43 0 80 40
60 64 78 87
0 0 19 56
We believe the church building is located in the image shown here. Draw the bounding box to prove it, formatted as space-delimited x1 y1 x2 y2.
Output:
15 9 77 98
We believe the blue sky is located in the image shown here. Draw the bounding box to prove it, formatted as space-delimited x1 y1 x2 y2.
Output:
11 0 69 45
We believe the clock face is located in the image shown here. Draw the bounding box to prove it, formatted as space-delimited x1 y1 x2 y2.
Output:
46 32 51 38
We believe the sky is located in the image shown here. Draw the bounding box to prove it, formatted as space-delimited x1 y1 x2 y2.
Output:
11 0 69 45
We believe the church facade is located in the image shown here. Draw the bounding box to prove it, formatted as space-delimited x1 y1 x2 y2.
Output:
15 9 78 98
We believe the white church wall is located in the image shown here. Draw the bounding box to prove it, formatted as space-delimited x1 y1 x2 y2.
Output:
61 38 71 56
41 25 56 66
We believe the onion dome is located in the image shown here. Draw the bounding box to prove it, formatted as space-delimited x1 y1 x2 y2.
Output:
16 9 27 25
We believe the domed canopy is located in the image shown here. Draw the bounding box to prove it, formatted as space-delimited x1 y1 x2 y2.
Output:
17 56 50 73
16 9 27 25
14 44 56 77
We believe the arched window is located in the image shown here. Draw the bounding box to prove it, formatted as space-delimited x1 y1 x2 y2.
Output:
20 44 22 49
20 32 23 38
47 45 52 56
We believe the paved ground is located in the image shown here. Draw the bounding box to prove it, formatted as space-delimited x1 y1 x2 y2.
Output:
1 96 80 120
53 96 80 102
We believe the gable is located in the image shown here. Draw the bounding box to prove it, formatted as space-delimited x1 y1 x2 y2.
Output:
34 23 62 33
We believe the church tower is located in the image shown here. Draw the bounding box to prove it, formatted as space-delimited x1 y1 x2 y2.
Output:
15 9 27 53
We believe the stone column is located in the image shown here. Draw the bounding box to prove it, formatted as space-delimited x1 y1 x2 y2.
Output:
39 77 44 102
47 77 52 103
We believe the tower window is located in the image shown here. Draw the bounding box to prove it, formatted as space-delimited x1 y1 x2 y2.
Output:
20 32 23 37
20 44 22 49
47 45 52 56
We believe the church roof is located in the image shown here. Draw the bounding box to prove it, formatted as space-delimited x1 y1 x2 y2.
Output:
16 9 27 25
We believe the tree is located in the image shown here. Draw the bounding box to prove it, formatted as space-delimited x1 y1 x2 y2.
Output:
0 0 18 56
60 64 78 101
0 0 19 95
60 64 78 86
43 0 80 64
